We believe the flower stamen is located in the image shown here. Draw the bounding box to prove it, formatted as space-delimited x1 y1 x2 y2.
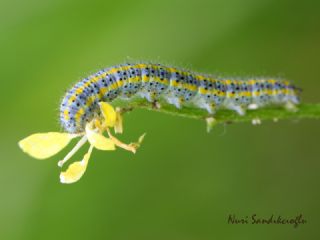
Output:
114 107 123 134
106 128 145 154
58 135 87 167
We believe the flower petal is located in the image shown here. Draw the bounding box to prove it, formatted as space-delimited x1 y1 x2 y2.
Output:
85 124 115 151
99 102 116 127
18 132 77 159
60 145 93 184
58 135 88 167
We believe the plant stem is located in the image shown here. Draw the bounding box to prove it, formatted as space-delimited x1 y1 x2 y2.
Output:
112 98 320 124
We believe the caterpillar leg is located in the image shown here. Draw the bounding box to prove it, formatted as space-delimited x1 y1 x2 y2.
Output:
284 101 298 112
137 91 156 103
152 100 161 109
203 103 216 114
227 104 245 116
195 98 216 114
166 96 182 109
248 103 259 110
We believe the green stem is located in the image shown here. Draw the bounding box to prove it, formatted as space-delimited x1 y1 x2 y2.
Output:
112 98 320 124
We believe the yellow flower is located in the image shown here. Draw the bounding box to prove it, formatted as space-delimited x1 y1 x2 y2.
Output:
18 102 145 184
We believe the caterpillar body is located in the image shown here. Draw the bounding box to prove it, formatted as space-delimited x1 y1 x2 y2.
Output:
60 63 301 133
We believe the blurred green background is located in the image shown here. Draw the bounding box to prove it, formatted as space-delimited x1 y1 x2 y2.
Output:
1 0 319 239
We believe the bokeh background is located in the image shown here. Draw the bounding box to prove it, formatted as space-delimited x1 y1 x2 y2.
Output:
1 0 319 239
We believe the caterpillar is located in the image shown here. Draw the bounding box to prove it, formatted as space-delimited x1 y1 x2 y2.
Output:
19 62 303 183
60 63 301 133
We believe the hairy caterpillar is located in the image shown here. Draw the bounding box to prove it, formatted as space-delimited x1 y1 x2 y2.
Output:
60 63 301 133
19 62 303 183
